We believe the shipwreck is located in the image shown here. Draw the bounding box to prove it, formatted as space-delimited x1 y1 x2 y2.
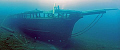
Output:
1 5 117 46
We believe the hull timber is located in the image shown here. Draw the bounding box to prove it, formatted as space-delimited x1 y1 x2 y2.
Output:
3 11 82 46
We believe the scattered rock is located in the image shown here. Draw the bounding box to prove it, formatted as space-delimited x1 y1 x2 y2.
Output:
14 46 23 48
6 37 10 40
9 34 13 36
27 41 30 43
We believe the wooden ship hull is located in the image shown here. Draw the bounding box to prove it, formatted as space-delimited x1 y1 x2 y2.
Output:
2 10 82 46
1 5 117 46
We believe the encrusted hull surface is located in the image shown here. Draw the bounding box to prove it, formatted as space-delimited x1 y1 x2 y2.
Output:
3 17 81 46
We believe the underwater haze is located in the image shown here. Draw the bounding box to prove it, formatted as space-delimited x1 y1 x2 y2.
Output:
0 0 120 50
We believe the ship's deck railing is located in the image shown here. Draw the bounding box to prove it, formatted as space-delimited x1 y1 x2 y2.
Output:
11 11 72 19
9 9 83 19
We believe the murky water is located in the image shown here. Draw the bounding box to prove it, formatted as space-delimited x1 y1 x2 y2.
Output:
0 0 120 50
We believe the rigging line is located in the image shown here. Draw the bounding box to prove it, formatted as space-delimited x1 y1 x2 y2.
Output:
72 13 104 37
0 16 9 26
72 14 100 35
